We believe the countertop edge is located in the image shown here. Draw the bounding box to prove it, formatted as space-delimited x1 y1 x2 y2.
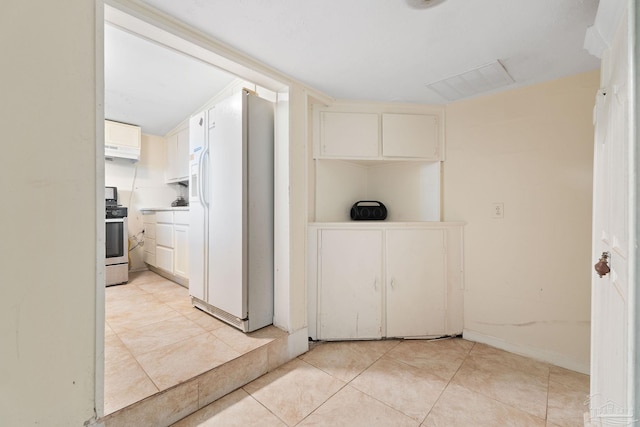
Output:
140 207 190 212
308 221 466 227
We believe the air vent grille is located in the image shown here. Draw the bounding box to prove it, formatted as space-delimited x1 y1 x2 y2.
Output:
425 61 514 101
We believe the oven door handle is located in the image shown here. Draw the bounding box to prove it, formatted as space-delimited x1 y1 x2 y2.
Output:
106 218 125 223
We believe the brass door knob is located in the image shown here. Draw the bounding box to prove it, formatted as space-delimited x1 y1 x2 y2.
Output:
594 252 610 278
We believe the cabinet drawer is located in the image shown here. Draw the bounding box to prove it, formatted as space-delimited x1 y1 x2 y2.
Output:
144 223 156 239
174 211 189 225
156 224 174 248
141 212 156 224
156 211 174 223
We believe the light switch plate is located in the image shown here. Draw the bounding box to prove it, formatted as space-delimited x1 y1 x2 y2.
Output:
492 202 504 219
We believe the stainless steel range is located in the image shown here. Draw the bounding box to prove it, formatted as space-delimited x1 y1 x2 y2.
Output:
105 186 128 286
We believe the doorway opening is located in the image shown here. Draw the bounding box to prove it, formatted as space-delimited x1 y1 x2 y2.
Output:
98 3 292 420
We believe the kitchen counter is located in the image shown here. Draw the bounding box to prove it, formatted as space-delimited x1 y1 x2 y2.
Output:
140 206 189 212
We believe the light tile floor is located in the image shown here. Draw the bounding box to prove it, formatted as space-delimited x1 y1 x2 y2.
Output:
105 271 285 415
173 337 590 427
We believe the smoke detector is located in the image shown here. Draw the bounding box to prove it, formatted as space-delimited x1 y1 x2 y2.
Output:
405 0 447 9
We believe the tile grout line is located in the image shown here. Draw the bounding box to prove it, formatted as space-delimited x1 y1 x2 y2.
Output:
290 345 398 426
418 340 477 425
451 342 551 423
545 366 551 422
242 387 291 427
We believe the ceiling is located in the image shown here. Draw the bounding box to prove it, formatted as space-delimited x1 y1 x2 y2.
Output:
105 0 600 136
104 24 236 136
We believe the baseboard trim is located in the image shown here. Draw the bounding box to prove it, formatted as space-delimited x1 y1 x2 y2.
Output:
463 329 590 374
147 265 188 287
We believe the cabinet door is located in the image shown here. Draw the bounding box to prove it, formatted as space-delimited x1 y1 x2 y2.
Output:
166 133 179 181
143 238 156 267
382 113 440 159
386 229 446 337
156 246 174 273
319 112 379 158
318 229 383 340
105 120 141 149
176 128 189 181
173 224 189 279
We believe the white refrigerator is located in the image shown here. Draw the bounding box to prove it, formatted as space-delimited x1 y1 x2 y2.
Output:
188 89 274 332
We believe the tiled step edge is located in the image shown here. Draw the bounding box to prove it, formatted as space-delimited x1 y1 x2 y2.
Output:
101 332 293 427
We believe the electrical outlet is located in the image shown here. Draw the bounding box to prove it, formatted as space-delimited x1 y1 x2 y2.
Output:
492 202 504 219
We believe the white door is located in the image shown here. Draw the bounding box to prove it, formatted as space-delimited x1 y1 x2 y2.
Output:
589 7 634 424
318 229 383 340
386 229 446 338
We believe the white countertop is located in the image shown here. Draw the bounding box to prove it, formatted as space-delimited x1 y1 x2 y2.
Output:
140 206 189 212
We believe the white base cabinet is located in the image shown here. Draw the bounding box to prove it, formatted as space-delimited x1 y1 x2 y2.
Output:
142 209 189 285
308 222 464 340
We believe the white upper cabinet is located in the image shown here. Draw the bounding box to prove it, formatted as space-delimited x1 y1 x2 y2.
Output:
105 120 141 161
382 113 439 159
313 104 444 161
165 125 189 183
319 112 379 158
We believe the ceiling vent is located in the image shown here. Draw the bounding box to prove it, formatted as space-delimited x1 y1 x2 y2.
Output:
425 60 514 102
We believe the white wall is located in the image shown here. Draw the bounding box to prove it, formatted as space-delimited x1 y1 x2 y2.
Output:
105 133 182 270
0 1 99 425
314 160 440 222
444 71 599 372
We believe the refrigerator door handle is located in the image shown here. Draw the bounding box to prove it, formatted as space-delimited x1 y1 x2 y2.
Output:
198 146 209 208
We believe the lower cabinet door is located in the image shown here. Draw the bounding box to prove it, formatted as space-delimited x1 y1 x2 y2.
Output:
385 229 446 337
318 229 383 340
156 246 174 274
173 224 189 278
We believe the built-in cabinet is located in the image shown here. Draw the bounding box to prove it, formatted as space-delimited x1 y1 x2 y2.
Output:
141 209 189 287
165 124 189 183
308 101 463 341
105 119 141 161
308 223 464 340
